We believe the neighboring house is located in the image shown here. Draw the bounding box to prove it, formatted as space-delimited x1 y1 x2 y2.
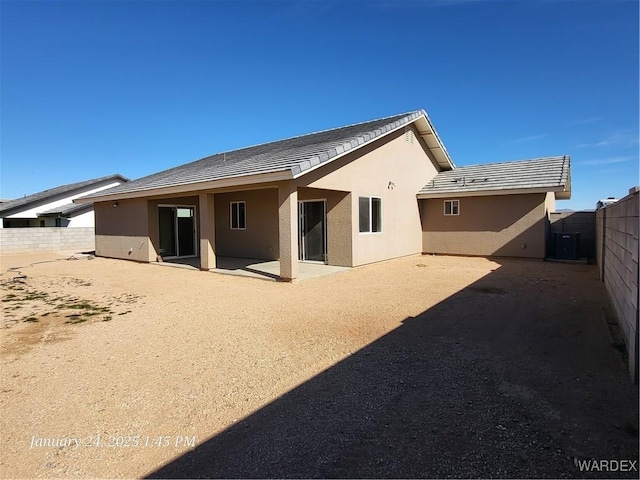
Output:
77 110 570 280
0 175 129 228
596 197 619 209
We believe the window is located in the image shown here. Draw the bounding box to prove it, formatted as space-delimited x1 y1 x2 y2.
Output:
230 201 246 229
444 200 459 216
359 196 382 233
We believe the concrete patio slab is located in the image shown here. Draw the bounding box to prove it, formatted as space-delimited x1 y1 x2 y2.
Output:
152 256 349 281
212 257 349 281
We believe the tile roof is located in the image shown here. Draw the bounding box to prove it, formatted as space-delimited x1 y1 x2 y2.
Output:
418 156 571 199
37 202 92 217
81 110 452 199
0 174 129 216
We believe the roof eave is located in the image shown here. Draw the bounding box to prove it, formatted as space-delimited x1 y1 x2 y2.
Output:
291 111 455 180
417 185 570 199
414 113 455 171
37 204 93 217
0 175 129 216
74 170 294 203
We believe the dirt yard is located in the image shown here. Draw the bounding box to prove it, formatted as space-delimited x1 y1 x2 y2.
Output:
1 253 637 478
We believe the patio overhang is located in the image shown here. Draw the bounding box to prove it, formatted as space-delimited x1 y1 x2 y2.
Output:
73 170 294 204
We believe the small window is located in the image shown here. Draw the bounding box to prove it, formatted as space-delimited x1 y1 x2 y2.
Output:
359 196 382 233
444 200 459 216
230 201 246 230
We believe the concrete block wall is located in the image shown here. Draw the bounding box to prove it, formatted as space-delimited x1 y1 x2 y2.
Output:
596 187 639 383
549 211 596 259
0 227 95 254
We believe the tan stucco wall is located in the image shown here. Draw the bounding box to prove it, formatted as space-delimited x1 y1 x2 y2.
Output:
421 193 548 258
93 125 442 269
298 187 352 267
214 189 279 260
94 199 154 262
297 126 440 267
545 191 556 215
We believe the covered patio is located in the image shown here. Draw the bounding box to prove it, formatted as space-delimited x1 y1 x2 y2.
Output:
152 256 350 282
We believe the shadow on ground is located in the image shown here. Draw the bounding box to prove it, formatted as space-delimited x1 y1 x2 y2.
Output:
146 260 638 479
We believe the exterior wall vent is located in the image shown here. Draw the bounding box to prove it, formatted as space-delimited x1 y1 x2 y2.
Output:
405 127 415 144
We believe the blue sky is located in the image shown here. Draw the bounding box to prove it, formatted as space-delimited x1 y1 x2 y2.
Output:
1 0 638 210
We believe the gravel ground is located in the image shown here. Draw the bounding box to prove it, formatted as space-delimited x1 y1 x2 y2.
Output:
0 253 637 479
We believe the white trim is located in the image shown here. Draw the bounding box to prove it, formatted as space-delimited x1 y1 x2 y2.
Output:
358 196 383 234
443 199 460 216
6 182 124 218
74 171 293 204
230 201 247 230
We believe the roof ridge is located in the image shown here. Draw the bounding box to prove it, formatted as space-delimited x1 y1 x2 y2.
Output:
30 174 128 196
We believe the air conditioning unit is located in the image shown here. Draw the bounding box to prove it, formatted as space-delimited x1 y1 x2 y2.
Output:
554 232 580 260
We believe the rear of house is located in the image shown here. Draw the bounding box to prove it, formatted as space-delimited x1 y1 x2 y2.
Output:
80 111 454 280
78 110 571 280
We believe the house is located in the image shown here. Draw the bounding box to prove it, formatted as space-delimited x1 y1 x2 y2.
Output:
0 175 129 228
76 110 570 280
596 197 619 209
419 156 570 258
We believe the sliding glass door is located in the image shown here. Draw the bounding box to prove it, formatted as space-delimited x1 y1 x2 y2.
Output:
298 200 327 263
158 206 196 258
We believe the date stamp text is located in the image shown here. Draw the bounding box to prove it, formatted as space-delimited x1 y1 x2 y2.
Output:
29 434 197 450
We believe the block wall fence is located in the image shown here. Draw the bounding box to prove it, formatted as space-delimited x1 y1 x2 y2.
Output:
0 227 95 255
596 187 639 384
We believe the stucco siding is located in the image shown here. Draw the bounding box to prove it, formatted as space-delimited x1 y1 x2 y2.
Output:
299 126 440 266
421 193 547 258
545 191 556 215
214 189 279 260
298 187 352 267
94 199 154 262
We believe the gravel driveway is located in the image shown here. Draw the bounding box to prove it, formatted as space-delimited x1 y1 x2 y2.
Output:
1 253 637 478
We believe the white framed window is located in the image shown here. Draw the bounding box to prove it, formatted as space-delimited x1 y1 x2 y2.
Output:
359 196 382 233
444 199 459 216
230 201 246 229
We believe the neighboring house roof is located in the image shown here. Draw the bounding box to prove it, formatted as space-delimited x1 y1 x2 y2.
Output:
595 197 619 209
0 174 129 217
37 202 92 217
77 110 454 202
417 156 571 200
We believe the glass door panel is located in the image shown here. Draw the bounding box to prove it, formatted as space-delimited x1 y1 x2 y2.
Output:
300 201 326 262
158 207 176 257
